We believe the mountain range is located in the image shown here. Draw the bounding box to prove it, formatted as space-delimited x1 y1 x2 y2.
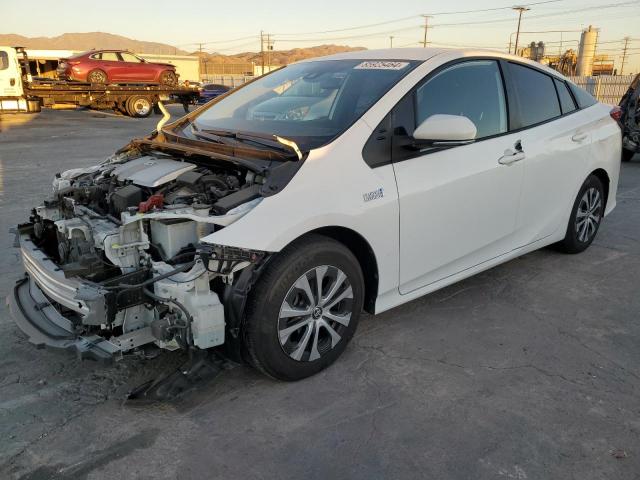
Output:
0 32 364 64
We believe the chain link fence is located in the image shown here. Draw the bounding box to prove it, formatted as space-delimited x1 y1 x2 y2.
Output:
200 76 253 88
568 75 635 105
202 74 635 106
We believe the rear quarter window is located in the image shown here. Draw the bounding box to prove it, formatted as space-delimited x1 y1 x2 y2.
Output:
554 78 577 114
509 62 561 127
568 82 598 108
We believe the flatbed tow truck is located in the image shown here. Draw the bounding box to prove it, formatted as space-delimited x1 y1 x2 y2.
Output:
0 46 200 117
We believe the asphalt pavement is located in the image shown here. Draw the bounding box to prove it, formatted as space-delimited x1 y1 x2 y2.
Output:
0 107 639 480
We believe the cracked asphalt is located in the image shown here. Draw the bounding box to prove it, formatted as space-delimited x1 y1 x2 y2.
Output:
1 108 639 480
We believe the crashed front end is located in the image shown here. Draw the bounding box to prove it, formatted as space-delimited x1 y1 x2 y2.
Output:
621 73 640 156
8 145 271 362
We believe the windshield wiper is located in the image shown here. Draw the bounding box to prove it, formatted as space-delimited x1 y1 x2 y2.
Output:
189 124 236 145
201 128 303 160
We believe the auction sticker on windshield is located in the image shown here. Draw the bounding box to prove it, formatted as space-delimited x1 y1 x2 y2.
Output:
354 61 409 70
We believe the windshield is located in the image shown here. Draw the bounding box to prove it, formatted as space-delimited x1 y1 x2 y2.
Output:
186 59 419 151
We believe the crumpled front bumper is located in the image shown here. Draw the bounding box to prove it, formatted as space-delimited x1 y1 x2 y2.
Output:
8 276 120 363
7 230 120 363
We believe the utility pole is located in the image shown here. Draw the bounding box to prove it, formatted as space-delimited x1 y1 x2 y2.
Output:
422 15 432 48
197 43 204 81
512 6 530 56
389 36 394 48
620 36 630 75
558 31 563 56
260 31 265 75
266 33 272 72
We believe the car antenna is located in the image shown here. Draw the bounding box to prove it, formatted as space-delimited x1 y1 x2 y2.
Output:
274 135 303 160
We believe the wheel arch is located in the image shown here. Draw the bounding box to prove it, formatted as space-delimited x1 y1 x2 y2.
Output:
590 167 610 210
297 226 379 314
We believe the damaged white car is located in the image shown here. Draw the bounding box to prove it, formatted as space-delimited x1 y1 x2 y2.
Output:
9 49 621 381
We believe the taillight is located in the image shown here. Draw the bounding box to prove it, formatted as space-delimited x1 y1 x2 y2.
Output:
610 106 623 123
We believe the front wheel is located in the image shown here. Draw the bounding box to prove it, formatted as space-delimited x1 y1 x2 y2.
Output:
243 235 364 381
556 175 605 254
159 70 178 87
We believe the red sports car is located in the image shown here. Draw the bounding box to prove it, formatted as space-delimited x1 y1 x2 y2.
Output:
57 50 179 86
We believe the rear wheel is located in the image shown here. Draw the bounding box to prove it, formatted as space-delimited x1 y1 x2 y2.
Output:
243 235 364 381
556 175 605 254
87 69 107 84
125 96 153 118
159 70 178 87
622 148 635 162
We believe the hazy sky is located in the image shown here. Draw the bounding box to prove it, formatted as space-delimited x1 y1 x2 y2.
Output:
3 0 639 72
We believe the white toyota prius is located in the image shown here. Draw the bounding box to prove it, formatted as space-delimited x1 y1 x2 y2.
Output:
10 49 621 382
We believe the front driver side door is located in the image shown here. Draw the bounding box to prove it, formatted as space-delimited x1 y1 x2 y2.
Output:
392 59 525 294
117 52 155 82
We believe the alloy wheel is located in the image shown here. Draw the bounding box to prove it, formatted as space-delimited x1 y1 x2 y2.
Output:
575 187 602 242
88 70 107 84
278 265 353 362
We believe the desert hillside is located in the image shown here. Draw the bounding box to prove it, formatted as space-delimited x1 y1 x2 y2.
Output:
0 32 187 55
201 45 366 65
0 32 365 64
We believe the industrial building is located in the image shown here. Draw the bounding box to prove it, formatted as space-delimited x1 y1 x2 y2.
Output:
519 25 615 76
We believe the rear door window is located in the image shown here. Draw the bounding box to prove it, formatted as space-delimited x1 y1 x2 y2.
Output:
509 63 561 127
554 78 577 114
101 52 119 62
415 60 507 139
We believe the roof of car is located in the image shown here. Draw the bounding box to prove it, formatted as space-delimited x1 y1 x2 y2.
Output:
300 47 565 79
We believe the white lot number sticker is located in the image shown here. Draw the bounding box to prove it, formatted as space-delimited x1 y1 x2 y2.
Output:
354 61 409 70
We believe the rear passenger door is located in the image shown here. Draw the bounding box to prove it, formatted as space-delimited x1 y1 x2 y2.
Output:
97 51 122 82
506 62 593 246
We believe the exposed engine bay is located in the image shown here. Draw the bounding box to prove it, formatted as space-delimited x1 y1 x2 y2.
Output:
15 147 270 361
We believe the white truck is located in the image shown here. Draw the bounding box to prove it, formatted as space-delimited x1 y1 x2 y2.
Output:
0 46 199 117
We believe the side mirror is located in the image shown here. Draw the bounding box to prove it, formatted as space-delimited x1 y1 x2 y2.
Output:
413 114 477 147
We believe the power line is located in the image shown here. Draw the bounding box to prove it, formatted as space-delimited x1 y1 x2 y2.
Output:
432 1 640 28
175 35 258 47
271 0 638 46
273 0 565 37
208 40 259 53
273 26 422 43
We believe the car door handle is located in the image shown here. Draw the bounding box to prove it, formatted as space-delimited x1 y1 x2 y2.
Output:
498 150 526 165
572 133 588 142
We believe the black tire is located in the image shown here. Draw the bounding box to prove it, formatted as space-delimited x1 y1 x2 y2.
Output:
556 175 605 254
622 148 635 162
87 69 108 84
159 70 178 87
125 96 153 118
243 234 364 381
